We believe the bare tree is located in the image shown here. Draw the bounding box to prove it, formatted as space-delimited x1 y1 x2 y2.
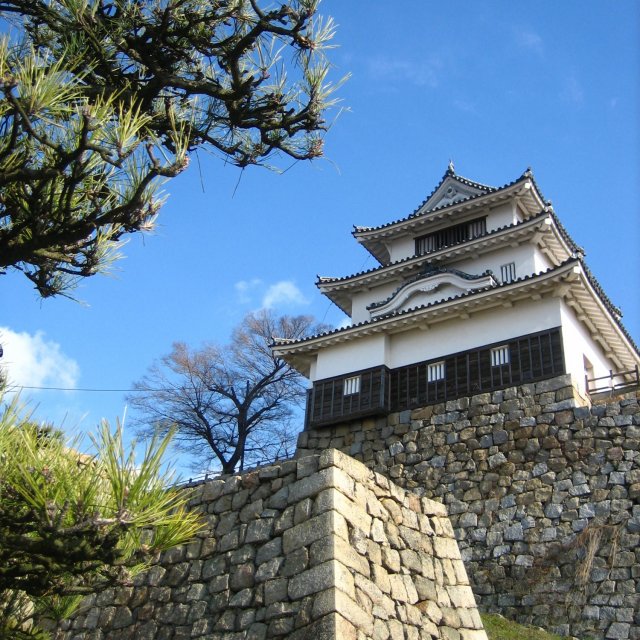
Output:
128 310 327 474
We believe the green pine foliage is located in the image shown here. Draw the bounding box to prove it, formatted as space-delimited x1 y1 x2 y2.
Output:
0 0 344 297
0 395 203 639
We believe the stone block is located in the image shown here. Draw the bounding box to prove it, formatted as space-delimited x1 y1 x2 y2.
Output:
607 623 631 639
255 536 282 566
255 555 284 582
312 587 373 636
245 517 274 543
281 547 309 577
296 454 320 479
433 536 462 560
447 585 477 609
289 560 355 601
460 631 489 640
354 574 395 617
290 613 357 640
264 578 288 606
314 487 372 534
388 574 409 602
283 510 347 554
310 533 370 577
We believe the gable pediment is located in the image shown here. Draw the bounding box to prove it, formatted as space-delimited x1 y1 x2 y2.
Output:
418 175 488 214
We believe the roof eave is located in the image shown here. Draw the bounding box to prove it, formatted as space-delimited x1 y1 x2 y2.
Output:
276 261 581 357
276 259 640 373
320 213 575 294
353 177 534 249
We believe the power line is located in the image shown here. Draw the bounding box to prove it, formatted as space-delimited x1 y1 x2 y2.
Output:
11 385 149 393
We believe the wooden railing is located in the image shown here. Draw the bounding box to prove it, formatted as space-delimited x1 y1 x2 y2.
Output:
586 365 640 395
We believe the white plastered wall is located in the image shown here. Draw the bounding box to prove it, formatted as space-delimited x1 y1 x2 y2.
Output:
559 301 616 395
312 296 563 380
351 281 399 324
485 202 518 231
385 201 518 264
313 333 389 381
388 296 562 369
388 235 415 262
448 244 552 283
350 244 554 325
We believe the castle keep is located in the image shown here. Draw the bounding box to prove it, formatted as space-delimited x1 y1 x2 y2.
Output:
273 164 639 427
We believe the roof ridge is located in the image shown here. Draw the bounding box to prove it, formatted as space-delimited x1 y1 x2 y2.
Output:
354 172 532 236
408 165 496 219
310 256 639 361
521 166 552 206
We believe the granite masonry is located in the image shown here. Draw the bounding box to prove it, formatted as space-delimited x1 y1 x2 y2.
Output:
297 374 640 640
55 449 487 640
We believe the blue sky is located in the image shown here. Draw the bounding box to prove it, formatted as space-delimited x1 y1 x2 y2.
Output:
2 1 639 473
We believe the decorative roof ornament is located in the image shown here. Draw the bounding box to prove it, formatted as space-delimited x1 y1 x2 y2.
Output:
367 265 497 318
447 159 455 174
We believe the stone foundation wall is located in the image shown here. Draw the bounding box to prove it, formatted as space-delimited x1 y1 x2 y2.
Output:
55 450 486 640
297 375 640 640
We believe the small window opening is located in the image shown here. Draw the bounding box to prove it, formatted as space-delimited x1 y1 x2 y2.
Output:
343 375 361 396
491 346 510 367
583 355 595 393
427 361 446 382
500 262 516 283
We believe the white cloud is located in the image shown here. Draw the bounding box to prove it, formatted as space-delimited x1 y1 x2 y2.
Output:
0 327 80 391
235 278 309 310
235 278 263 304
452 99 477 114
262 281 308 309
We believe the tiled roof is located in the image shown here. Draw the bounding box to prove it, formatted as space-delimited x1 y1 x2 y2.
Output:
548 209 584 257
320 211 576 287
277 257 638 357
409 164 497 216
353 167 548 236
581 260 622 318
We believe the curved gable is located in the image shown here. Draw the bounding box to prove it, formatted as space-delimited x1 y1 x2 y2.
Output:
367 267 496 319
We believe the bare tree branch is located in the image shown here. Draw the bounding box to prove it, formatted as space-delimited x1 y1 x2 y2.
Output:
128 309 328 474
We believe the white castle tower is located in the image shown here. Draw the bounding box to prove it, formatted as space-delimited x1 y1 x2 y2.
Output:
274 165 640 428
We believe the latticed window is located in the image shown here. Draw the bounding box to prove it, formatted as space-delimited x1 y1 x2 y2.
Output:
491 345 510 366
343 375 361 395
500 262 516 283
415 216 487 255
427 361 446 382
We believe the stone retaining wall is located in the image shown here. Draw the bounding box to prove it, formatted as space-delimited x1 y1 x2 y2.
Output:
55 449 486 640
297 375 640 640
